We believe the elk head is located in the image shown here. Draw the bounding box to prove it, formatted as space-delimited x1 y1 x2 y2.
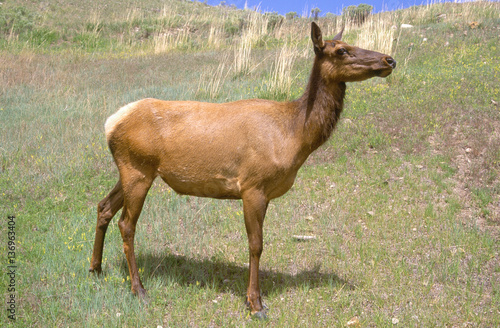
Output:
311 22 396 83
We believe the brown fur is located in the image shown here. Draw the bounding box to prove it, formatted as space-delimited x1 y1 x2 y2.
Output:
89 22 395 317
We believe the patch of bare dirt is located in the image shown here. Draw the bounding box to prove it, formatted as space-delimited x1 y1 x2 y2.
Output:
448 117 500 239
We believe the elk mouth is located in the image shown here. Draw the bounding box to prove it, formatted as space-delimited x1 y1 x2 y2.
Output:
374 68 393 77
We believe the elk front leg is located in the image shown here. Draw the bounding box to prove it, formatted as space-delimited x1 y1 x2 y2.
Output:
242 190 269 319
117 173 153 297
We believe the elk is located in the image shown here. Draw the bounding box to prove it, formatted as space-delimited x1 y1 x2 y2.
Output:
89 22 395 319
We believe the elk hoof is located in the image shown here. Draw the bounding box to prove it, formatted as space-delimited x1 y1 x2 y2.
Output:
132 285 147 298
252 310 268 320
89 266 102 275
138 289 147 298
133 287 147 298
246 298 268 319
132 286 149 303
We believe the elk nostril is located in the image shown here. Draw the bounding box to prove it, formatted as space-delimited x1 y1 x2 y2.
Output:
385 56 396 68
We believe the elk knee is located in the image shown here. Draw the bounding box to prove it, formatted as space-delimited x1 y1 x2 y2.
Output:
248 237 263 256
97 211 112 227
251 245 262 257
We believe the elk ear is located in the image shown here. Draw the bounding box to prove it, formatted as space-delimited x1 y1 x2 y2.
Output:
332 27 344 41
311 22 324 55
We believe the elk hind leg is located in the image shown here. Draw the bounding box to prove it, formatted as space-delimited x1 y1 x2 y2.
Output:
90 180 124 274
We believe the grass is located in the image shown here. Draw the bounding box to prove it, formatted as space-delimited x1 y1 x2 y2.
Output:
260 41 301 100
1 0 499 326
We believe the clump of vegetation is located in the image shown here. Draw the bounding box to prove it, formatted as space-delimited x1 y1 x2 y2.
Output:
264 12 284 31
343 3 374 25
285 11 298 20
261 41 300 100
0 6 37 35
311 7 321 20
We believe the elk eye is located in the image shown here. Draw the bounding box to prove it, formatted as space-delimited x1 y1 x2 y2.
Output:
336 48 348 56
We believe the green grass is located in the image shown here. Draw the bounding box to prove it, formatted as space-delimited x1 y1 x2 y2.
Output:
1 1 499 326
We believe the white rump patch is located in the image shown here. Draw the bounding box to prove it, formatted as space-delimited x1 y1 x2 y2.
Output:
104 101 140 140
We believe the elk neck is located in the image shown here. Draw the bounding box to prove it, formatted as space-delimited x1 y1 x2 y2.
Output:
293 58 346 153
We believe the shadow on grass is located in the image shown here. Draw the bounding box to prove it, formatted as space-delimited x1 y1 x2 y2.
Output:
122 252 354 298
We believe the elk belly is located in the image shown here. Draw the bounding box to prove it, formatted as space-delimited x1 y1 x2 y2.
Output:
158 170 242 199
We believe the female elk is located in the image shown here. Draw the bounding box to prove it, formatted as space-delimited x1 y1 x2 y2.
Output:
89 22 395 318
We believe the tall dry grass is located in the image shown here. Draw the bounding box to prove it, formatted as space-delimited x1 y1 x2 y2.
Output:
232 35 253 75
153 28 190 54
265 42 300 98
354 17 396 55
232 10 269 75
196 53 231 100
208 25 225 49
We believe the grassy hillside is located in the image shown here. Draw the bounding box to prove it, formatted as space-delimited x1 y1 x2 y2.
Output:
1 0 285 54
1 0 499 326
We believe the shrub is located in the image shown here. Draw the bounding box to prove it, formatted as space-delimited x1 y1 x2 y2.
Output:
264 12 283 31
311 8 321 20
30 28 59 46
224 18 242 36
285 12 298 20
343 4 373 25
0 6 37 35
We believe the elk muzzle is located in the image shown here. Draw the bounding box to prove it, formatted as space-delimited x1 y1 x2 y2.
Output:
384 56 397 69
375 56 396 77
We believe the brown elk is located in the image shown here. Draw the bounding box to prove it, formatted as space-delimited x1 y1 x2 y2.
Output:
89 22 395 319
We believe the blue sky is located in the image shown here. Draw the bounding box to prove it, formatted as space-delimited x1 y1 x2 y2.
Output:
201 0 471 15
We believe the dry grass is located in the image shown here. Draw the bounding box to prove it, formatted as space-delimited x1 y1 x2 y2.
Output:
232 33 253 75
208 24 225 49
153 27 190 54
353 17 396 55
196 53 231 100
264 41 300 98
232 11 269 75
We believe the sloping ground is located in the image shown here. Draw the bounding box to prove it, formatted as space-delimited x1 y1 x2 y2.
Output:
0 1 499 326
